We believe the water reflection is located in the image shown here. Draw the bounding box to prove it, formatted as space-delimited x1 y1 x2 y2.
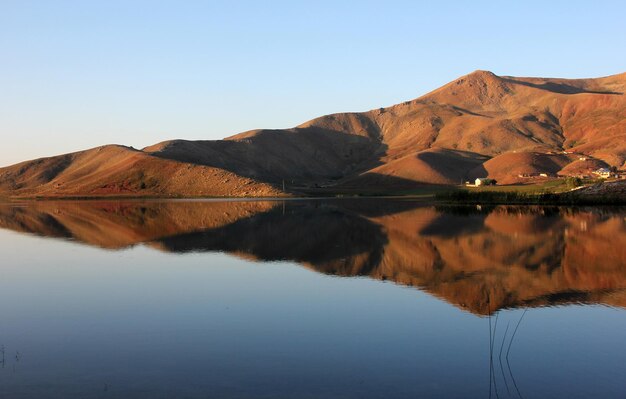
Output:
1 199 624 315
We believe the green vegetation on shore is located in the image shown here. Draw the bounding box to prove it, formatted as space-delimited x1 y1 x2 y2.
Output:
434 179 624 205
2 177 624 205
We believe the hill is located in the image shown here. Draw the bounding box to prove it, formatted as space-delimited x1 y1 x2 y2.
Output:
0 145 282 197
0 70 624 197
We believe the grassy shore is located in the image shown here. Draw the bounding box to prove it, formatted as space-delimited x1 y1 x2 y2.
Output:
433 179 625 205
2 178 624 205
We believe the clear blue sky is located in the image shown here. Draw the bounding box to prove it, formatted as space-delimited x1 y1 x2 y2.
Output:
1 0 624 166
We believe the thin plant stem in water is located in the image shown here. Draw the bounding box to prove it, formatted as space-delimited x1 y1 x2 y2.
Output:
498 322 510 360
488 296 492 399
491 312 500 399
506 309 528 399
491 313 499 354
506 309 527 360
507 353 524 399
498 322 511 396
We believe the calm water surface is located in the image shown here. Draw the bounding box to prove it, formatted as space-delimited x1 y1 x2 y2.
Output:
0 199 624 398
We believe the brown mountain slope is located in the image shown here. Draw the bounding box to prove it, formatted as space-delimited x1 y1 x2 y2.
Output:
144 125 384 185
473 152 574 184
0 145 282 197
0 70 624 197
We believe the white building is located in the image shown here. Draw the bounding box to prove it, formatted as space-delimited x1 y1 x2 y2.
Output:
594 168 611 178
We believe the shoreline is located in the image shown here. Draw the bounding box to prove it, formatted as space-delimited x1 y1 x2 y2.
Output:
1 194 624 206
1 179 625 205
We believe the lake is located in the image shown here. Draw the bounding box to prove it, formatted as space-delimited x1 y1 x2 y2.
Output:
0 199 624 398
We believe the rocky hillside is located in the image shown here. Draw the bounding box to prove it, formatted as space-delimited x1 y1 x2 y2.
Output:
1 70 624 197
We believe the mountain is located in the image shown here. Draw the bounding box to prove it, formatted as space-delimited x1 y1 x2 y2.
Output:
1 70 624 197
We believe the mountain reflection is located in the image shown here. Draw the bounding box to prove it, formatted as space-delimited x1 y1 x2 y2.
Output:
1 199 625 315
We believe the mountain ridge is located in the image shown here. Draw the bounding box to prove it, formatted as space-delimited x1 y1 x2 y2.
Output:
1 70 624 197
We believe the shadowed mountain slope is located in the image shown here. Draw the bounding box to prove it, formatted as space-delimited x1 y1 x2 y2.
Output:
1 71 624 197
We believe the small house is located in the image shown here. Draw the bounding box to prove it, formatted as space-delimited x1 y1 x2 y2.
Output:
594 168 611 178
475 178 495 186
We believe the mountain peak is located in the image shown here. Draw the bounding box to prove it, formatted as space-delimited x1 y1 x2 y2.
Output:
459 69 502 84
468 69 497 77
419 69 510 109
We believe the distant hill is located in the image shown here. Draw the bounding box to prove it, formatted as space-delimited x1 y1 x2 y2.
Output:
1 70 624 197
